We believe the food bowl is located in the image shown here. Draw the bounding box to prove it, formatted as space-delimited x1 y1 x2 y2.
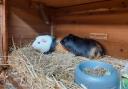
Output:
75 60 120 89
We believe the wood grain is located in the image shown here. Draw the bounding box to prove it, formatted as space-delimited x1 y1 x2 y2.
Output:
48 0 128 17
0 0 8 63
53 24 128 59
8 0 51 46
32 0 105 7
2 0 8 63
0 5 3 57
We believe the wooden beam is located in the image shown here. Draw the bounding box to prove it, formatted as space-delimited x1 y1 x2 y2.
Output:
49 0 128 17
1 0 8 63
31 0 106 7
53 0 111 8
53 12 128 25
53 8 128 20
38 4 50 24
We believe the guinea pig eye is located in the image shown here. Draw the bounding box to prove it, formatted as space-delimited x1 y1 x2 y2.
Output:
42 40 47 43
38 42 40 44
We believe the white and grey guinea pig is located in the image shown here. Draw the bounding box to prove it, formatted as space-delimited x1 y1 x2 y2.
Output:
32 35 56 54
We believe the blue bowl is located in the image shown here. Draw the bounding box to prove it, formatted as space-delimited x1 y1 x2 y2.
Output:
75 60 120 89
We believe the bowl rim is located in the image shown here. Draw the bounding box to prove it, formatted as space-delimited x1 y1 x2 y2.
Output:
76 60 118 78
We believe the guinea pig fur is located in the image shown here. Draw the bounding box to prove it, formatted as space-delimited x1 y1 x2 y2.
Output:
60 34 105 59
55 39 69 53
32 35 56 54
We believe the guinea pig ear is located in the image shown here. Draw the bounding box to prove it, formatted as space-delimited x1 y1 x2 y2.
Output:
68 34 75 39
35 36 40 40
68 34 74 37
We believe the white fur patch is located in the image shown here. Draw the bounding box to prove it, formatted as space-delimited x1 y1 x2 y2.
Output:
32 35 52 53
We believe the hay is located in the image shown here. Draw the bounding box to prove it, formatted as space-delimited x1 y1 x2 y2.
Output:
7 45 128 89
8 45 86 89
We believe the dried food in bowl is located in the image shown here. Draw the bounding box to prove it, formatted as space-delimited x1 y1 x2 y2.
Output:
75 60 120 89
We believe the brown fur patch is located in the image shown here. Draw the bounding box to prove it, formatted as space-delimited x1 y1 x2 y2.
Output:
89 44 103 59
55 40 68 53
89 47 97 59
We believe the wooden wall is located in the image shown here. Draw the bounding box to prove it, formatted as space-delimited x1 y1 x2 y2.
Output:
7 0 128 58
8 0 51 46
0 4 3 57
53 12 128 59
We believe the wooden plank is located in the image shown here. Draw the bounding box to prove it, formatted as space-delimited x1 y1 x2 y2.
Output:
0 3 3 59
101 41 128 59
1 0 8 63
32 0 105 7
51 8 128 17
53 12 128 24
0 6 2 16
8 0 51 47
0 23 2 58
48 0 128 17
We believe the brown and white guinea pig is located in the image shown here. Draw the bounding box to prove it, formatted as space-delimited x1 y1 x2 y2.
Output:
32 35 56 54
60 34 105 59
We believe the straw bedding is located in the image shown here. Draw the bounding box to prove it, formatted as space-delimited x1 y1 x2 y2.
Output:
6 45 128 89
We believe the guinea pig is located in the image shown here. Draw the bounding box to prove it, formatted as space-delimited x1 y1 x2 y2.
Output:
60 34 105 59
32 35 56 54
